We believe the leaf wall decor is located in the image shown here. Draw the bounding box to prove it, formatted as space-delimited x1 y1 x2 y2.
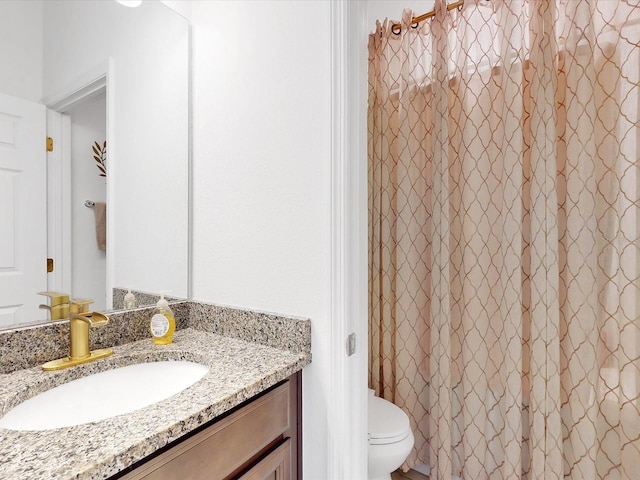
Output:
93 140 107 178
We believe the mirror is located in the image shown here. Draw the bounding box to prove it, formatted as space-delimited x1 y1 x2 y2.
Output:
0 0 189 329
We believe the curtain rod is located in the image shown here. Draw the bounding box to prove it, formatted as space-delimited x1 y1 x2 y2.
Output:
391 0 464 33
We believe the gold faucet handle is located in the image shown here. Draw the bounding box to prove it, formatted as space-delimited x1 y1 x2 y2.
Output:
38 291 69 307
70 299 93 314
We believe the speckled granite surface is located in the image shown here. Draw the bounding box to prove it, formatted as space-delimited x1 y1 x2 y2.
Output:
187 302 311 354
0 302 311 479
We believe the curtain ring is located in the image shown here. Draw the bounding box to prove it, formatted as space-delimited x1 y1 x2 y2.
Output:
411 21 419 29
391 23 401 35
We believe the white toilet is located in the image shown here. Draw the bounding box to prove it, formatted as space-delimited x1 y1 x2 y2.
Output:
368 389 415 480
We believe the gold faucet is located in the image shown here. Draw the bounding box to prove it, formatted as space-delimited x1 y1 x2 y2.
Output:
42 299 113 371
38 291 70 320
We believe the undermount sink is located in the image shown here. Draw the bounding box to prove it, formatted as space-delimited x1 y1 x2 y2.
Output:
0 361 209 431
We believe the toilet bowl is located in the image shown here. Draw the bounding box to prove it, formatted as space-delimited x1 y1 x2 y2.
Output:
368 390 414 480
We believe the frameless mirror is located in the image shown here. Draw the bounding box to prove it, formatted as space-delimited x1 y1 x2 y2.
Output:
0 0 189 329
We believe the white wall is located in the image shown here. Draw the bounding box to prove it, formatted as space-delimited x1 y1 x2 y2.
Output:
0 0 43 102
190 1 331 478
42 1 189 299
67 93 107 310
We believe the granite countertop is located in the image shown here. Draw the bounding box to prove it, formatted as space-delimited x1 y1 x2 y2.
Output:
0 327 311 480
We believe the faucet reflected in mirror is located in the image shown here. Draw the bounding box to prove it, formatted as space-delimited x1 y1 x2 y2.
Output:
40 296 113 371
38 291 70 321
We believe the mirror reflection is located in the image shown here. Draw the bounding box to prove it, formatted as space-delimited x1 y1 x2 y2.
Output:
0 0 189 329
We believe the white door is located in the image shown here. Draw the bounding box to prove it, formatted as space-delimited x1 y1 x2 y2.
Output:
0 92 47 327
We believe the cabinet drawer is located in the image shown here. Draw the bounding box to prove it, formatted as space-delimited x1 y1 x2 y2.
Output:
121 381 291 480
238 439 291 480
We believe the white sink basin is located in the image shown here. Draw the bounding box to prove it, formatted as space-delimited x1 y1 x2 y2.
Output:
0 361 209 431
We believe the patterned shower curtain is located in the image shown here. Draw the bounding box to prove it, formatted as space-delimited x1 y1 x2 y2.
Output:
368 1 639 478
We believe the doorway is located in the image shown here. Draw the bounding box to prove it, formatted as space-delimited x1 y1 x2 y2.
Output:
65 91 107 310
46 81 108 312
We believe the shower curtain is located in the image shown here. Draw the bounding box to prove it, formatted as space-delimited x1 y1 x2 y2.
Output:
368 1 639 479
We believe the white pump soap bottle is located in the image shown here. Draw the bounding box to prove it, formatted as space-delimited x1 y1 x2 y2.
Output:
124 288 136 309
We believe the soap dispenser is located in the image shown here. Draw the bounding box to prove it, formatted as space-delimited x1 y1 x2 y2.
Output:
124 288 136 309
150 293 175 345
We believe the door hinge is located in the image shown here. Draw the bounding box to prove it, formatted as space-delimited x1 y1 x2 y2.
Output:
46 137 53 152
47 258 54 273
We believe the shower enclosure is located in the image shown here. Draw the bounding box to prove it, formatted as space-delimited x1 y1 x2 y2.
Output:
368 1 639 478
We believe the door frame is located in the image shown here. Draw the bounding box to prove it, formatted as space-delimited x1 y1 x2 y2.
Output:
45 110 71 295
329 1 368 477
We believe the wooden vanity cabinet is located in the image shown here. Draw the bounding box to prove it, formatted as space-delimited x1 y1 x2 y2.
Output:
116 371 301 480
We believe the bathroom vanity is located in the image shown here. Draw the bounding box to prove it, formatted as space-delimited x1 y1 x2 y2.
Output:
118 372 300 479
0 302 311 480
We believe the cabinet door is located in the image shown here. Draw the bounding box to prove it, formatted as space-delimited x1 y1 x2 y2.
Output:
238 439 291 480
